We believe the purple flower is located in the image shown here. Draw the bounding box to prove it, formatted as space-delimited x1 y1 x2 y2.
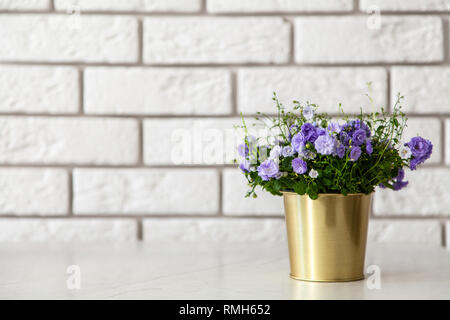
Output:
396 168 405 181
352 129 367 146
237 143 249 158
349 146 361 161
335 143 346 158
393 168 408 191
339 131 351 146
301 123 319 143
291 133 306 152
408 137 432 158
328 122 341 134
407 137 432 170
292 158 307 174
239 159 251 172
257 159 280 181
314 134 336 155
316 127 327 137
303 106 314 120
350 119 371 137
282 146 295 157
393 180 408 191
366 140 373 155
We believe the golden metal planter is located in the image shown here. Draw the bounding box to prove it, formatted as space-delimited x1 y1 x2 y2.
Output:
282 192 372 282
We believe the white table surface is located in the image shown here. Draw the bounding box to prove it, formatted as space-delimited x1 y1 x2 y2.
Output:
0 242 449 299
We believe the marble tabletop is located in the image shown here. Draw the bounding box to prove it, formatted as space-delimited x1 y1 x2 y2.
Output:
0 242 449 299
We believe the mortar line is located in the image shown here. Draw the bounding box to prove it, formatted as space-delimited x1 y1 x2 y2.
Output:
201 0 207 13
67 168 73 216
0 214 285 219
78 68 84 114
1 11 450 16
136 218 143 241
137 17 143 64
443 222 447 248
353 0 359 13
283 16 295 64
230 70 238 116
0 162 446 169
0 61 449 67
371 216 450 220
443 17 449 62
137 119 144 165
386 67 391 113
217 169 224 216
0 214 448 220
440 118 446 165
0 113 447 119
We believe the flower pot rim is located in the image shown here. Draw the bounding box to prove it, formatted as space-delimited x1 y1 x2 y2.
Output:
281 191 373 197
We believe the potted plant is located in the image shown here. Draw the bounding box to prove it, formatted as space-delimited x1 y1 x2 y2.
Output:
235 91 432 282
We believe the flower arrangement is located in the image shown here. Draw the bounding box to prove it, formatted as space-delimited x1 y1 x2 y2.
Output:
235 90 432 200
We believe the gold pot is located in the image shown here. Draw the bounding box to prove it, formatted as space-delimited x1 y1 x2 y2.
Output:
282 192 372 282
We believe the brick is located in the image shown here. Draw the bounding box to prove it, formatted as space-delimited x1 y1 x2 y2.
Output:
374 168 450 216
0 15 138 63
369 220 442 246
84 67 231 115
143 17 290 64
0 219 137 241
143 218 286 242
391 67 450 114
0 65 78 114
0 0 50 10
222 169 284 216
238 67 387 114
295 16 443 63
404 118 441 164
73 169 219 214
0 117 138 165
208 0 353 12
144 118 242 165
360 0 450 12
55 0 201 12
0 169 67 215
143 118 267 165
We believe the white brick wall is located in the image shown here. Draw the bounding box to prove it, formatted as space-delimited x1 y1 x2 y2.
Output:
238 68 388 114
222 169 284 216
54 0 202 12
84 67 232 115
0 65 79 113
0 219 137 241
295 16 443 63
0 169 68 215
374 168 450 216
0 15 138 62
0 0 50 10
143 17 290 64
143 218 287 243
207 0 353 13
360 0 450 12
0 3 448 246
73 169 219 214
0 117 138 164
392 67 450 114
